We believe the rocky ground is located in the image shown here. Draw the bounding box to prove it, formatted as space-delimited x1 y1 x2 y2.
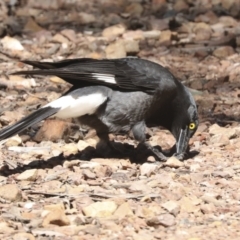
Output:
0 0 240 239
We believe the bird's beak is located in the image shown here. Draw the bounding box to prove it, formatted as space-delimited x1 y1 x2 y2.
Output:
176 127 190 156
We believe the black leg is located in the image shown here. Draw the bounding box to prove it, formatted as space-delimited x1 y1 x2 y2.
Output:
96 133 133 158
144 142 168 161
132 121 168 162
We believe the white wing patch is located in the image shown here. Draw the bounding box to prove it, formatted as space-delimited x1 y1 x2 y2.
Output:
92 73 116 84
44 93 107 119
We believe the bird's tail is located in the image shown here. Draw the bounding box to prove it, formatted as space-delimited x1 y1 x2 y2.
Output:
0 107 59 141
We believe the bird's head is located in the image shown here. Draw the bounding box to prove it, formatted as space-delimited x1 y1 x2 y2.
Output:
171 87 198 159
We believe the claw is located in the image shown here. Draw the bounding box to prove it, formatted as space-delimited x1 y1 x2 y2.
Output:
173 152 185 161
144 143 168 161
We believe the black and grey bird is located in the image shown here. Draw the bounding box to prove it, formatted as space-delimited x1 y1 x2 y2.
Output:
0 58 198 160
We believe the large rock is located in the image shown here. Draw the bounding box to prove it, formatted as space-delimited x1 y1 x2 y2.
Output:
34 119 71 142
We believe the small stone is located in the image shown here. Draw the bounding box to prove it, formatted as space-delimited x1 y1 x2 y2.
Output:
173 0 189 12
124 39 139 53
82 201 118 217
79 12 96 24
77 140 90 151
5 135 22 147
165 156 184 168
61 29 77 42
105 40 126 58
114 202 134 218
159 30 172 46
209 124 237 139
34 119 70 142
201 194 224 206
0 36 24 50
52 33 69 44
219 16 238 27
80 162 100 169
140 163 158 176
180 197 199 213
25 96 40 105
222 0 236 10
102 24 126 38
0 222 15 234
83 169 96 179
0 184 22 202
123 30 144 40
210 134 229 146
23 18 43 33
149 18 169 31
62 143 79 156
63 160 81 169
200 203 216 214
213 46 235 58
147 214 175 227
150 173 172 188
161 200 180 216
147 156 156 163
42 203 70 227
125 3 143 16
24 202 36 209
50 76 66 84
13 232 35 240
85 138 98 148
193 22 212 41
143 30 161 39
16 169 38 181
0 176 7 183
151 0 167 12
212 170 233 178
91 158 131 170
129 180 150 193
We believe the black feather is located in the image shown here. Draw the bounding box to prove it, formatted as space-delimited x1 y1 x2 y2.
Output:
0 107 59 140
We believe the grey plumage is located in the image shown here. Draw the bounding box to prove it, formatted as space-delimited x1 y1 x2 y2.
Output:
0 58 199 161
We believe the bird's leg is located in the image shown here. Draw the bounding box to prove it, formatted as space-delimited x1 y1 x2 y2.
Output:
132 121 168 162
96 133 132 157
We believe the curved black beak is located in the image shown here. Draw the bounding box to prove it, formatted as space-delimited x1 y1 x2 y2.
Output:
175 127 190 159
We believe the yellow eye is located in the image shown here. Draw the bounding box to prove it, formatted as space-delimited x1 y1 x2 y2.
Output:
189 123 196 130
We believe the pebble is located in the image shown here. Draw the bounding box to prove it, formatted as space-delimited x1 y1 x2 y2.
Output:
82 201 118 217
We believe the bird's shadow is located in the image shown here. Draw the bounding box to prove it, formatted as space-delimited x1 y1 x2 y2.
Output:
0 142 199 177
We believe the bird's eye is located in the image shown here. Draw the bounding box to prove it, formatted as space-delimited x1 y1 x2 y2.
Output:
189 123 196 130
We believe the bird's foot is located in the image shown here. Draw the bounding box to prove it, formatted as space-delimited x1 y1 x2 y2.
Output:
151 148 168 161
172 153 184 161
169 144 188 161
173 149 190 160
144 143 168 162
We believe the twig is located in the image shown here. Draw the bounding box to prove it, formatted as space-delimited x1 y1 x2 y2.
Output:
25 190 161 200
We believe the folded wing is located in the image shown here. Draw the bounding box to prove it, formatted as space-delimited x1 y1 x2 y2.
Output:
13 58 177 93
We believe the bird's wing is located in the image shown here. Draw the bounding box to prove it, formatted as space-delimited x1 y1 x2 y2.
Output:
13 58 177 93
